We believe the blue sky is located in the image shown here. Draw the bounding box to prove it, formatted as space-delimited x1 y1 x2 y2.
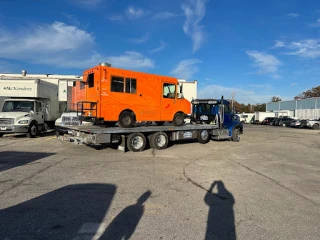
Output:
0 0 320 104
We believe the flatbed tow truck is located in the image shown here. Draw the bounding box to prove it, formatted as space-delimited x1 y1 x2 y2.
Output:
56 97 243 152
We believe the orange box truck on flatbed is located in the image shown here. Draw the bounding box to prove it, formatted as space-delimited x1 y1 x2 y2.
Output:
76 63 191 128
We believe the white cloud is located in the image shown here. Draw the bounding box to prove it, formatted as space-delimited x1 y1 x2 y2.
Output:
153 11 182 20
198 85 276 104
170 59 201 80
0 22 154 69
108 14 125 22
287 13 300 18
126 6 148 20
309 18 320 28
286 39 320 58
291 82 298 86
105 51 154 69
246 50 282 79
149 40 167 53
129 33 150 44
272 40 285 48
249 84 272 89
182 0 208 53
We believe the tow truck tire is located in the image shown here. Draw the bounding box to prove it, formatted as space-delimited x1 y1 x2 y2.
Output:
127 133 147 152
155 121 165 126
173 113 185 126
26 123 38 138
119 111 135 128
312 124 319 130
150 132 169 150
197 129 210 144
232 128 240 142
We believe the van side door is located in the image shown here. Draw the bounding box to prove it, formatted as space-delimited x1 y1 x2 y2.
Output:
161 83 176 121
34 101 44 125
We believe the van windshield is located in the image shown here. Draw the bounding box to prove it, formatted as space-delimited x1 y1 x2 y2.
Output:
2 101 34 112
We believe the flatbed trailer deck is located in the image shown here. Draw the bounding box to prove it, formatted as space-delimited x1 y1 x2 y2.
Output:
57 123 241 152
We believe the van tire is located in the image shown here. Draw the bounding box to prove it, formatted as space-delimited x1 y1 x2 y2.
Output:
127 133 146 152
232 128 240 142
197 129 210 144
26 123 38 138
173 113 185 126
119 111 135 128
155 121 165 126
312 123 319 130
150 132 169 150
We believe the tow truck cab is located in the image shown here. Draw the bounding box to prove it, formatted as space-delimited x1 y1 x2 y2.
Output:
191 98 243 136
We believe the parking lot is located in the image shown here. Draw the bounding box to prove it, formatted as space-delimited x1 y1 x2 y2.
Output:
0 125 319 240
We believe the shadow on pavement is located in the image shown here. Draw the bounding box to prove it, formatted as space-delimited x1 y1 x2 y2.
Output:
0 151 55 172
204 180 236 240
100 190 151 240
0 184 117 240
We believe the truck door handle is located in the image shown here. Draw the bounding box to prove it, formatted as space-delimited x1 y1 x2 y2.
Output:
140 94 142 97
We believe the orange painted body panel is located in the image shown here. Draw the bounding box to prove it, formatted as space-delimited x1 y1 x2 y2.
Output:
80 65 191 122
71 81 86 111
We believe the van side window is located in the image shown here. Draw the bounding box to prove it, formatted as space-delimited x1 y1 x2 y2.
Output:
125 78 136 93
36 102 42 112
111 76 124 92
80 81 85 90
87 73 94 88
163 83 175 99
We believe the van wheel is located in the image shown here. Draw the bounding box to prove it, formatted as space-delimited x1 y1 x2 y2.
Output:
173 113 185 126
119 111 135 128
127 133 146 152
150 132 168 150
155 121 165 126
197 129 210 144
232 128 240 142
26 123 38 138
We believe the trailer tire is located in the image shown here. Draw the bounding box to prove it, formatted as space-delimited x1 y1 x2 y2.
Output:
150 132 169 150
119 111 135 128
232 128 240 142
26 123 38 138
155 121 165 126
127 133 147 152
173 113 185 126
312 123 319 130
197 129 210 144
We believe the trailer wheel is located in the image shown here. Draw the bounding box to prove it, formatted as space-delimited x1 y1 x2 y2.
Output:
150 132 169 150
197 129 210 144
127 133 147 152
232 128 240 142
119 111 135 128
26 123 38 138
155 121 165 126
173 113 185 126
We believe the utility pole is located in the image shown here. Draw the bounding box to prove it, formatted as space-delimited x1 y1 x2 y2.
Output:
231 92 236 113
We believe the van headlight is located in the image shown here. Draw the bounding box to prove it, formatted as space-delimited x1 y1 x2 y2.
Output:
18 120 29 124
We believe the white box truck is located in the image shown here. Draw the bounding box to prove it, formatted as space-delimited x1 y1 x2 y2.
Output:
253 111 276 123
0 73 81 138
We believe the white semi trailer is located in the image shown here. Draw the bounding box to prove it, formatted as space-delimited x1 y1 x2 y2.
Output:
0 73 81 137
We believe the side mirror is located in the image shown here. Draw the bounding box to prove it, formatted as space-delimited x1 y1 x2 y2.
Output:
30 110 34 115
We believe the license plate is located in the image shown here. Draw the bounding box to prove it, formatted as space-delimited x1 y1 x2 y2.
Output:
0 127 7 131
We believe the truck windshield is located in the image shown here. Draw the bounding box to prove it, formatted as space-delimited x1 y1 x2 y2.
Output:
2 101 34 112
193 104 214 114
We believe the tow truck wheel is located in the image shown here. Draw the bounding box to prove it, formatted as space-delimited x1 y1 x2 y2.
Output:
150 132 169 150
119 111 135 128
232 128 240 142
155 121 165 126
127 133 147 152
26 123 38 138
173 113 185 126
197 129 210 144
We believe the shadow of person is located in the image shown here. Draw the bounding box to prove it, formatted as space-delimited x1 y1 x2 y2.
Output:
0 184 116 240
204 181 236 240
100 190 151 240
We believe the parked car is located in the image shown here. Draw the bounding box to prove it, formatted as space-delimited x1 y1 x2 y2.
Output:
261 117 276 125
300 119 320 129
290 119 301 128
279 117 297 127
